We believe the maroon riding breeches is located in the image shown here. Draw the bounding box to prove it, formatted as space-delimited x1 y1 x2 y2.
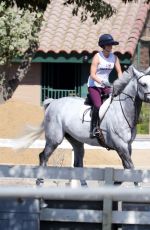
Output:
88 86 111 109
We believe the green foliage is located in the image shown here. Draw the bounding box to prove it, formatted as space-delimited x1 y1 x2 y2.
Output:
137 103 150 134
0 0 149 24
0 2 42 65
122 0 150 3
64 0 116 24
64 0 150 24
0 0 49 12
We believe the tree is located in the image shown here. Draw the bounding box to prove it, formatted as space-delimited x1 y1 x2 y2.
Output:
0 0 150 24
0 41 38 103
0 2 41 65
64 0 150 24
0 2 42 103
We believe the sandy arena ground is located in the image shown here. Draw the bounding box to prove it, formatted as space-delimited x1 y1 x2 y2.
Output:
0 98 150 170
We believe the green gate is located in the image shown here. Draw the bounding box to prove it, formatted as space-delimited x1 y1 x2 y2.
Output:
41 63 81 101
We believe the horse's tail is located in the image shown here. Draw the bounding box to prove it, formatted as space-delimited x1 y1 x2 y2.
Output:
43 98 54 110
13 98 54 151
13 122 44 151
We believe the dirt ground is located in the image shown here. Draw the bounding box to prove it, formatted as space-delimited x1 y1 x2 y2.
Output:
0 98 150 169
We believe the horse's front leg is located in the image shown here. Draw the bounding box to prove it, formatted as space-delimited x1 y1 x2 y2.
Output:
116 142 140 186
116 141 134 169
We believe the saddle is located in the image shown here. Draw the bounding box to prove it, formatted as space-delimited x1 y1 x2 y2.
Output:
81 93 111 122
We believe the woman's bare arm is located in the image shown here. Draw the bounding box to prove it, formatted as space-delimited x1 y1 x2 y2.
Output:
90 54 103 84
115 56 123 77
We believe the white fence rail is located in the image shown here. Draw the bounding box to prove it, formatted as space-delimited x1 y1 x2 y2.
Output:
0 185 149 202
1 165 150 182
0 137 150 149
0 165 150 230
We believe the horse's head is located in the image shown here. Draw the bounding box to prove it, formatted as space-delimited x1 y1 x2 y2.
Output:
133 66 150 102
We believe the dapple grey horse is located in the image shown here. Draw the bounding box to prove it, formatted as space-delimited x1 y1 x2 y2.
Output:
14 65 150 171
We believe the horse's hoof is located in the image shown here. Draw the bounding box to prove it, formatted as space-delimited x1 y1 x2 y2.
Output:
81 180 88 187
40 198 48 209
114 181 122 186
134 182 141 187
36 178 44 186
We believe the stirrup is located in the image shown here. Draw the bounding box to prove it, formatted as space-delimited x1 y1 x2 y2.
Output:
90 127 100 138
93 127 100 136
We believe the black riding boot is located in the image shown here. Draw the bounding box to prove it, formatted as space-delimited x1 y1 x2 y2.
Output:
90 106 99 138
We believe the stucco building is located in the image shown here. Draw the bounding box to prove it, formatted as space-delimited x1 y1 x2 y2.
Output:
11 0 150 105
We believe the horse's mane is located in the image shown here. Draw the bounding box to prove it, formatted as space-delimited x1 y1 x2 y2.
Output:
112 65 150 96
112 65 134 96
145 66 150 74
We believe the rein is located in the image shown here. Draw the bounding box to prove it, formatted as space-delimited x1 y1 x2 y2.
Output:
118 93 137 129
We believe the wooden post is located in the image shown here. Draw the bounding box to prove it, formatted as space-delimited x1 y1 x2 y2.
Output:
102 168 114 230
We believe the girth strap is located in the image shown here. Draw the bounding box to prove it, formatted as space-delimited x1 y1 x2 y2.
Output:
96 128 112 151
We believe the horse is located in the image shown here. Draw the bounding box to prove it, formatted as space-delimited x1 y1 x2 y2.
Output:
13 65 150 172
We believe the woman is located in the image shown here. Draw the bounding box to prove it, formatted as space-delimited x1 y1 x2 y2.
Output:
87 34 122 138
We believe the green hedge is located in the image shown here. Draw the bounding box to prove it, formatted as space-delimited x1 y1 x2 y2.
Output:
137 103 150 134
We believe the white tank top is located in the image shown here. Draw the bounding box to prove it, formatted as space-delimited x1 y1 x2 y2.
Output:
87 51 116 88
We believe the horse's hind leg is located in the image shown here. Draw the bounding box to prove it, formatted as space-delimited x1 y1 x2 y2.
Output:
37 134 63 180
39 142 58 167
65 134 87 186
39 123 64 167
65 134 84 167
37 141 58 187
38 123 64 175
37 140 61 208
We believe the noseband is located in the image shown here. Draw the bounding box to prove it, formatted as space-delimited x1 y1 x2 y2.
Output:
137 74 150 102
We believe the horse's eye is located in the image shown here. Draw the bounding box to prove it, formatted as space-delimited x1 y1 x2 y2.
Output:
141 83 147 87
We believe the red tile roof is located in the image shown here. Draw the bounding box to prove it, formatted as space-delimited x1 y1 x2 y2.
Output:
38 0 150 57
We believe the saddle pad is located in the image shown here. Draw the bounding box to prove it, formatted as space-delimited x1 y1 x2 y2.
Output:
79 105 91 122
99 97 111 120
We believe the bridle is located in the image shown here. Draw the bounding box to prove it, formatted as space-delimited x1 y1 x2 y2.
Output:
137 73 150 102
118 73 149 129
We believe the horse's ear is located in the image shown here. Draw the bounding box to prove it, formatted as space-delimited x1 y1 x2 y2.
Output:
125 65 134 76
132 65 143 78
145 66 150 75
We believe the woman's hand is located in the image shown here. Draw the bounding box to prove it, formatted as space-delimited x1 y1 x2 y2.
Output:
102 79 111 87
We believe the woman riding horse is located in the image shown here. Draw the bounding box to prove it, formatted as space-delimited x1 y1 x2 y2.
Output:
87 34 122 137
